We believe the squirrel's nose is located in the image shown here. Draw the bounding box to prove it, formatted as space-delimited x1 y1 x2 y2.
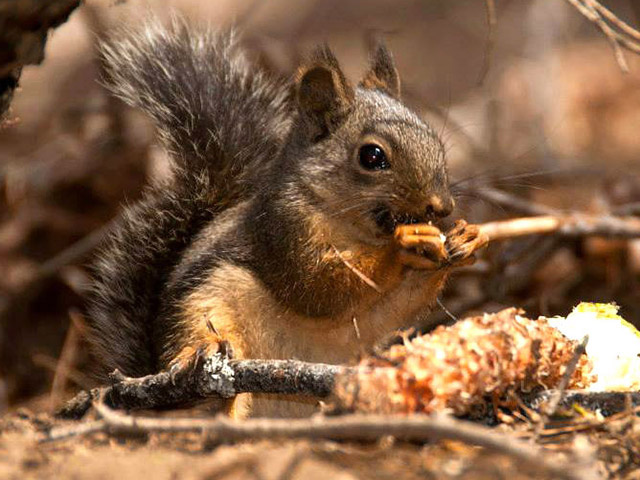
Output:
424 194 454 219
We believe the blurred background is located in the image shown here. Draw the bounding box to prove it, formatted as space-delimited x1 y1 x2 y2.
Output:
1 0 640 413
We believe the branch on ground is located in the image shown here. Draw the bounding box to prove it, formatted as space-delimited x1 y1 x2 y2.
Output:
58 354 349 419
46 403 599 480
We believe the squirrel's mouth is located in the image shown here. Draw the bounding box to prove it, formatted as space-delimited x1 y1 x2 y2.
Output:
372 204 424 235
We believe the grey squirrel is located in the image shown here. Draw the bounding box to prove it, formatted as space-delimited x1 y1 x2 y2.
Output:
86 19 485 418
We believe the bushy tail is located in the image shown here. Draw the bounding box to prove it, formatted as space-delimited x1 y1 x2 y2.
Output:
86 19 291 378
99 17 292 197
87 177 214 378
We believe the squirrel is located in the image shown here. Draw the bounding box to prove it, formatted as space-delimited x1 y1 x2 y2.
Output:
86 19 486 418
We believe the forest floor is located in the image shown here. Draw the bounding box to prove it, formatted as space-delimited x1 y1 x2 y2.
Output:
3 1 640 479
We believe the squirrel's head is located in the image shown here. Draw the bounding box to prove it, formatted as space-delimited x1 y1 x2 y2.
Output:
290 42 454 244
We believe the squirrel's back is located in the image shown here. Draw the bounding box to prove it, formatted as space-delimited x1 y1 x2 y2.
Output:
87 19 291 377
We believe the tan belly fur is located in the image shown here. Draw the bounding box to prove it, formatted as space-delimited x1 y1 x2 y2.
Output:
178 262 448 417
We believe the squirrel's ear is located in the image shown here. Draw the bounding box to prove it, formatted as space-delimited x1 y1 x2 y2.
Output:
360 41 401 99
296 45 354 139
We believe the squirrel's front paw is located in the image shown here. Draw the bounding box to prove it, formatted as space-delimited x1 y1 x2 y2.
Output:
444 220 489 267
394 224 448 270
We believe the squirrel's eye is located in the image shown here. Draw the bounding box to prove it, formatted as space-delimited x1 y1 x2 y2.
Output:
358 144 389 171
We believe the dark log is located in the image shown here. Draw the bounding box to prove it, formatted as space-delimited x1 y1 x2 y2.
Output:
0 0 81 118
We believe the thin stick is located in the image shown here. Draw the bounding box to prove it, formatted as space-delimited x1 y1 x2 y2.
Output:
31 353 93 390
478 214 640 241
44 419 106 442
477 0 497 85
471 187 560 216
590 0 640 41
48 310 83 411
583 0 640 56
58 355 350 419
544 335 589 417
32 219 114 286
566 0 640 72
46 403 596 480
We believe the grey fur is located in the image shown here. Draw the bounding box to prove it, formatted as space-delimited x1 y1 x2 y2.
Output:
87 19 453 378
99 18 292 198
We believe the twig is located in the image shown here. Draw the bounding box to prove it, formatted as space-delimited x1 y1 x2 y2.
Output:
45 404 596 480
521 401 640 439
543 335 590 417
37 219 114 281
31 353 93 390
82 4 126 141
566 0 640 72
478 214 640 241
44 419 106 442
470 187 560 217
590 0 640 42
588 0 640 40
58 354 350 419
48 310 84 411
477 0 497 85
57 340 640 444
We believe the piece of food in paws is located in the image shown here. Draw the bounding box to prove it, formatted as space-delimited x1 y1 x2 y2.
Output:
394 223 448 262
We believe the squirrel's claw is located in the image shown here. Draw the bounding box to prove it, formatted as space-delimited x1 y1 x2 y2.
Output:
445 220 488 266
394 220 488 270
168 331 231 380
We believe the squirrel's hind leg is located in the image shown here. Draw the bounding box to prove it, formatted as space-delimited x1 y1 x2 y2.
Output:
167 318 232 371
166 323 249 417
